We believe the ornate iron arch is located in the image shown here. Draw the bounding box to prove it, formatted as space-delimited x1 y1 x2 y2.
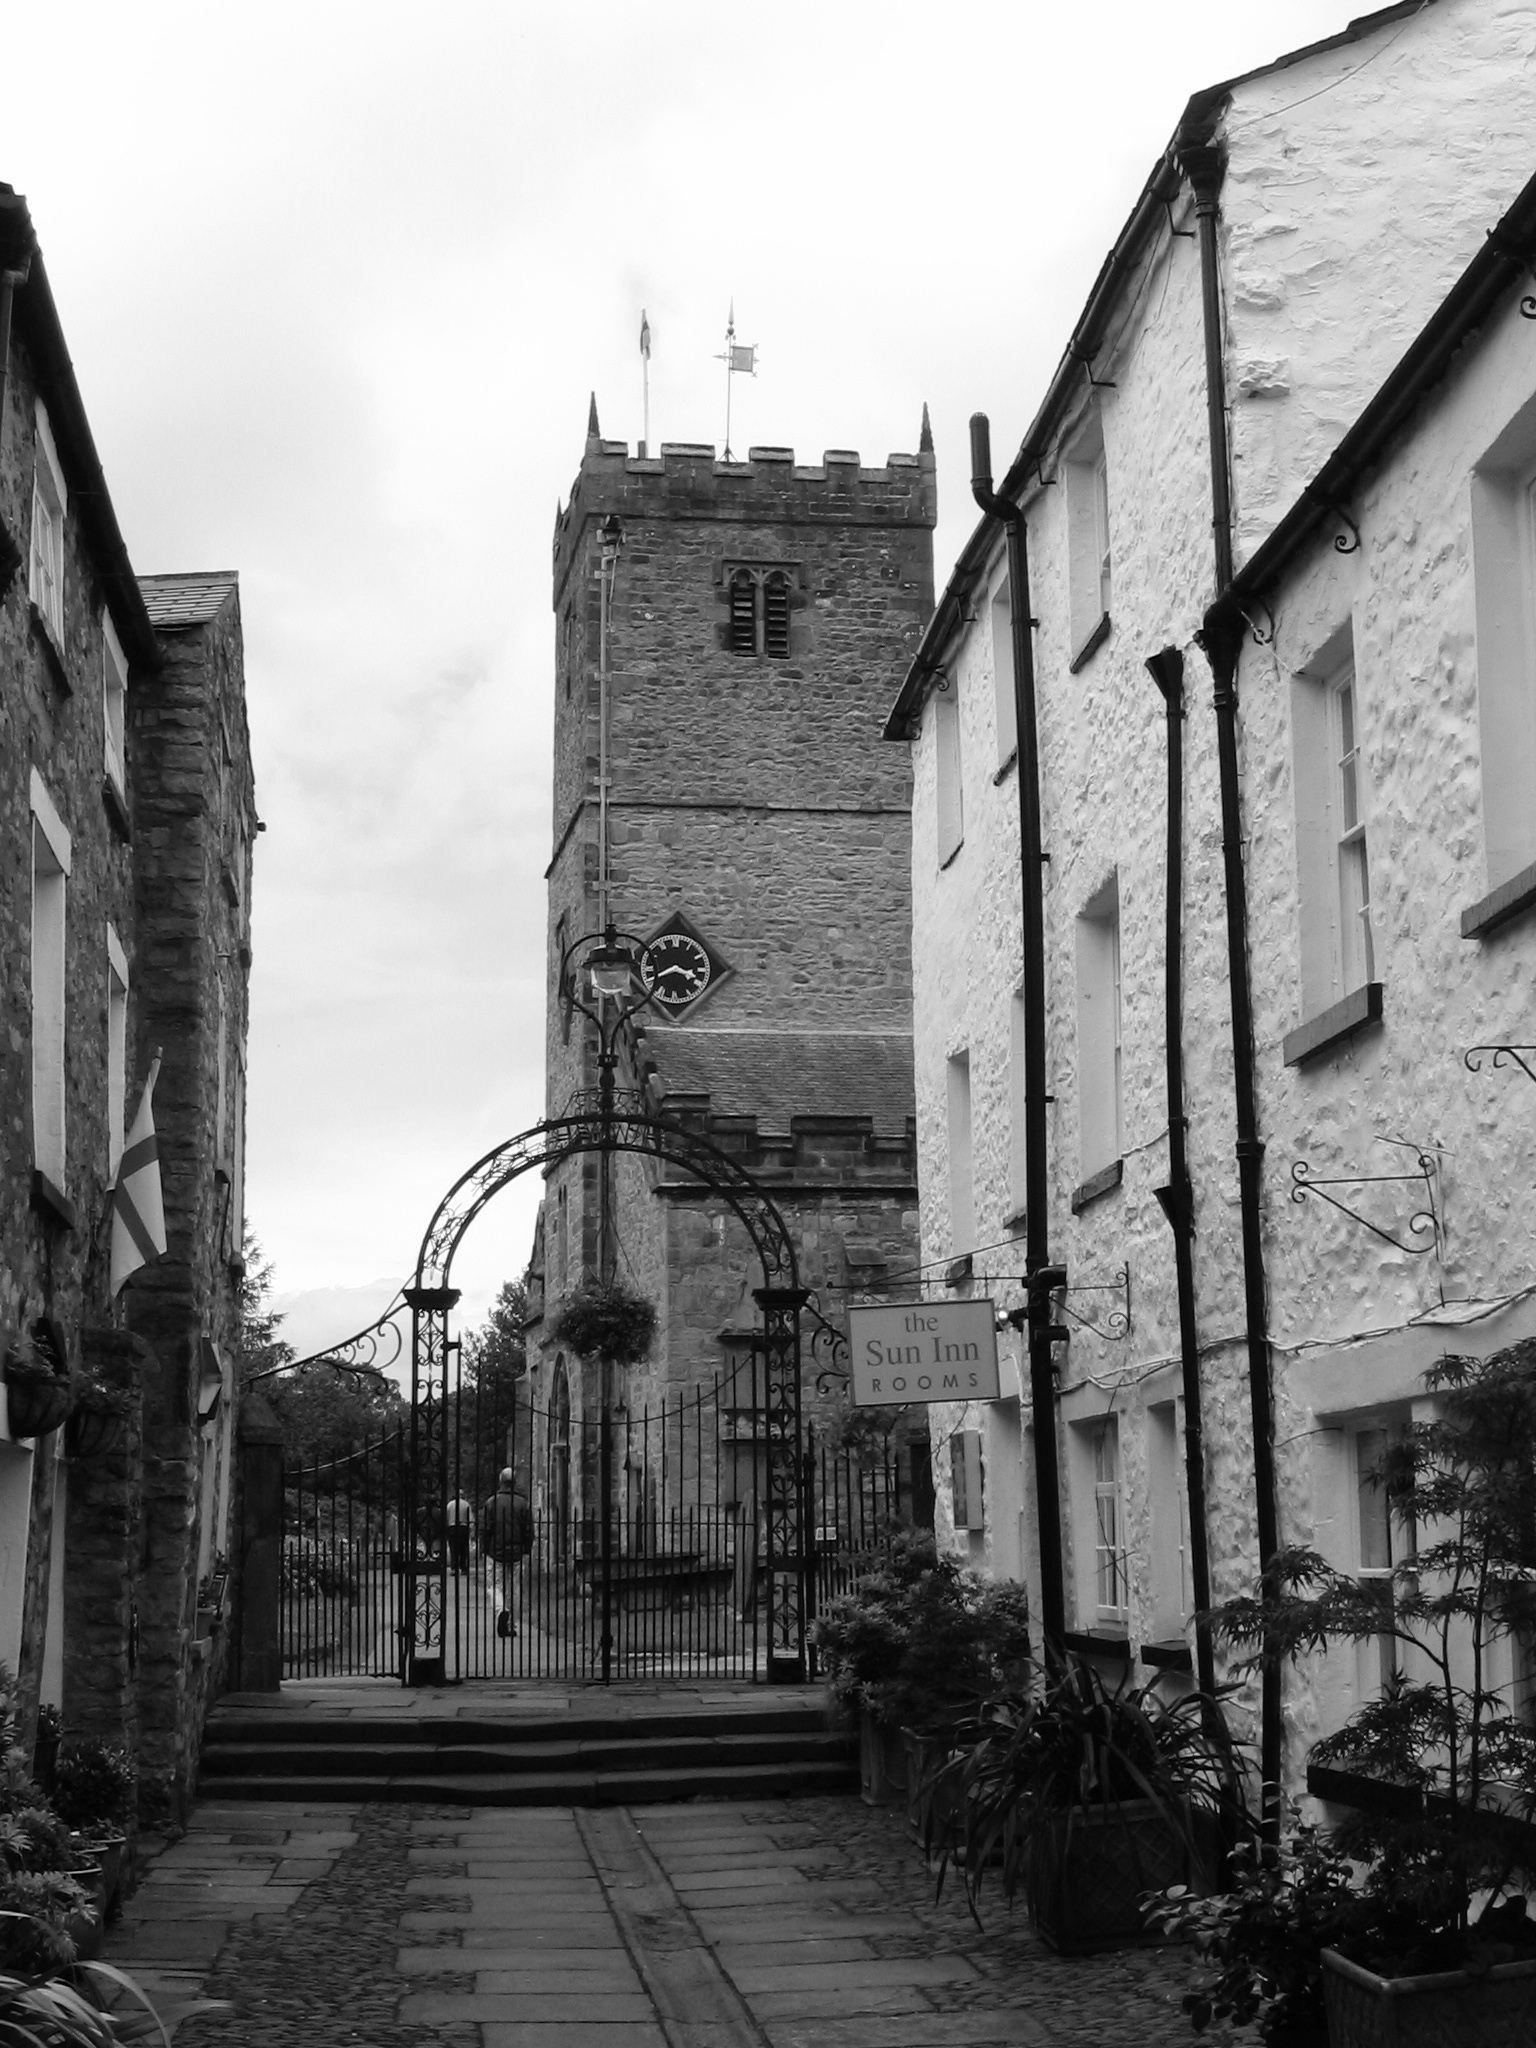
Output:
399 1099 808 1687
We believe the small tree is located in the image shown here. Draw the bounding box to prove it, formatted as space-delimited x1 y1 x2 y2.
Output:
238 1230 293 1384
1214 1337 1536 1961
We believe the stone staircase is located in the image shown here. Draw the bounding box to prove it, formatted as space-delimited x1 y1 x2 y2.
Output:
198 1697 858 1806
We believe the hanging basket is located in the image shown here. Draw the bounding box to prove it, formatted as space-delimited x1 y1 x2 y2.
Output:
4 1366 74 1440
65 1404 127 1460
549 1281 657 1365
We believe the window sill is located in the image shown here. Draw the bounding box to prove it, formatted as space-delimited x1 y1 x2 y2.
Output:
992 748 1018 786
102 773 131 843
31 1170 77 1233
30 602 71 694
1281 983 1383 1067
1070 1158 1123 1214
1062 1629 1131 1664
1462 859 1536 939
1002 1205 1027 1234
1140 1639 1192 1674
1068 612 1111 675
220 861 241 909
944 1254 973 1289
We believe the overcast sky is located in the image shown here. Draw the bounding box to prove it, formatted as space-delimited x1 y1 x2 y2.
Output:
8 0 1357 1352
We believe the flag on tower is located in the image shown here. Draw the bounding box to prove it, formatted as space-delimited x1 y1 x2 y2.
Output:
639 309 651 360
728 341 756 374
110 1055 167 1297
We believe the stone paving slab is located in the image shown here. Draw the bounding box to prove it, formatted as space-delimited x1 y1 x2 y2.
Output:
101 1753 1243 2046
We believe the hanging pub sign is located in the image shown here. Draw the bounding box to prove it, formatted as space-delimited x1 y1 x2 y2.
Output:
847 1301 1000 1408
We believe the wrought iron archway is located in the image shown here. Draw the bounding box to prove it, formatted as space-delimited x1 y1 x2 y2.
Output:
396 1099 809 1685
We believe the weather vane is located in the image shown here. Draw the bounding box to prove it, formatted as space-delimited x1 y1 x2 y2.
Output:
716 303 756 459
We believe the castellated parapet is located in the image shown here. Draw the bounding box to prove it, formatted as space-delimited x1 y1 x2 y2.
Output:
553 437 937 603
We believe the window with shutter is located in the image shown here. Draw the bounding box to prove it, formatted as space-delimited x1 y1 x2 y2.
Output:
763 573 790 658
729 570 758 655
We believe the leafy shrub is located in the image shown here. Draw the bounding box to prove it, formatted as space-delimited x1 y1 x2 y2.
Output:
813 1530 1032 1735
50 1745 135 1834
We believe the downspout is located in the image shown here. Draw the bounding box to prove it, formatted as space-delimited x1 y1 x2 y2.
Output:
0 247 33 598
1145 648 1216 1705
1179 131 1282 1833
970 414 1067 1650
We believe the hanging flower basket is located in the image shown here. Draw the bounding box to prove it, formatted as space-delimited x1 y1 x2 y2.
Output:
549 1281 657 1365
64 1379 134 1459
4 1322 76 1440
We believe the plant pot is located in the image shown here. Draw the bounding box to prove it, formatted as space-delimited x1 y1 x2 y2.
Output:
5 1373 73 1440
902 1728 963 1851
1322 1945 1536 2046
1030 1798 1209 1954
33 1730 59 1792
65 1862 104 1962
81 1834 127 1917
858 1709 908 1806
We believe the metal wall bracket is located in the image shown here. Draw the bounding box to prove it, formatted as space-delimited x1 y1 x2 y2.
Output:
1290 1140 1440 1257
1465 1043 1536 1088
1057 1263 1132 1341
1329 504 1361 555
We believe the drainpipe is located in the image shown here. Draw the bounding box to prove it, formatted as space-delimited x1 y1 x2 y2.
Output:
1145 647 1215 1705
1179 131 1282 1834
0 243 34 595
970 414 1066 1650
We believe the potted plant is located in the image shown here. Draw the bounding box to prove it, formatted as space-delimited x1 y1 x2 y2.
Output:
51 1741 135 1921
3 1320 75 1440
931 1653 1244 1951
1195 1338 1536 2044
549 1280 657 1364
1145 1824 1374 2045
813 1530 1032 1807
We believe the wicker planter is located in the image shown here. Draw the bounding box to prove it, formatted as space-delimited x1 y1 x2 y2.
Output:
1322 1945 1536 2046
1030 1798 1206 1954
858 1709 908 1806
65 1403 127 1459
5 1370 73 1440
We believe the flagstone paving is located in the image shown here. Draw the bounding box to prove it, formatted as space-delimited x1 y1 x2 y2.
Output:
105 1791 1238 2047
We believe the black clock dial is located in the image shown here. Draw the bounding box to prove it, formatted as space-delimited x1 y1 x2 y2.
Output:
641 933 712 1009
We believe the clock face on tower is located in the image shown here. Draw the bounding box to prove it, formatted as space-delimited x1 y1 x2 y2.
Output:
640 931 713 1011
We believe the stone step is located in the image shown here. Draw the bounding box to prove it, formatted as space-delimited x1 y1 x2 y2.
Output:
203 1703 834 1749
199 1729 854 1780
197 1757 859 1806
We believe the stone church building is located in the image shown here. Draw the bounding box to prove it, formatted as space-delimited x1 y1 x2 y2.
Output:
526 406 936 1542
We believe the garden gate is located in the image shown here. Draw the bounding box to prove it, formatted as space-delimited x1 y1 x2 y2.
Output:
277 1101 904 1685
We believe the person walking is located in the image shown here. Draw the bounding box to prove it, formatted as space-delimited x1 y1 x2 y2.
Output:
446 1493 472 1574
481 1469 533 1639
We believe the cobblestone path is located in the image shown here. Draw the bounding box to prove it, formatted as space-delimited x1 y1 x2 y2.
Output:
107 1793 1239 2047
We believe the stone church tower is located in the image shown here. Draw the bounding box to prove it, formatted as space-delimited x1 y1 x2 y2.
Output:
529 404 936 1527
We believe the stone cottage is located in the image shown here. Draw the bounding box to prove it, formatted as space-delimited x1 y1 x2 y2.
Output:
0 183 254 1817
883 0 1536 1802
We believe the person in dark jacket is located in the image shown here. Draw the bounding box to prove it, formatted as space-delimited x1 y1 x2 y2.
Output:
481 1468 533 1640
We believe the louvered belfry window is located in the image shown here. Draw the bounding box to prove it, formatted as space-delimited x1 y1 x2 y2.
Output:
763 572 790 658
729 570 758 655
727 567 791 658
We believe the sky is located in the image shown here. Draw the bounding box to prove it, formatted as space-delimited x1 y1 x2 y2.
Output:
5 0 1359 1357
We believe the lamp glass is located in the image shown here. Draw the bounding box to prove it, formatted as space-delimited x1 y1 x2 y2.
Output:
588 947 637 998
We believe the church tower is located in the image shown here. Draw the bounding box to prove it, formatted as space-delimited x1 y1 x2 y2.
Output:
531 404 936 1522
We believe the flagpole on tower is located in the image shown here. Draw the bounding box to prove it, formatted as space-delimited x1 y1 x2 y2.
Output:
717 304 757 461
639 309 651 457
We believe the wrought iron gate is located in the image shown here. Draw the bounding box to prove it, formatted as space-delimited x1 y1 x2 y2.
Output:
280 1345 905 1683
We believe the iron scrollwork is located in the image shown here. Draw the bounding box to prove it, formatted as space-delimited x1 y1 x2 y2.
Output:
1465 1043 1536 1089
805 1296 851 1395
1057 1264 1132 1342
1290 1141 1440 1257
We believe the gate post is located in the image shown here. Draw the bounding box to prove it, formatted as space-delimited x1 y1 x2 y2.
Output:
403 1286 459 1686
754 1287 809 1682
235 1392 284 1693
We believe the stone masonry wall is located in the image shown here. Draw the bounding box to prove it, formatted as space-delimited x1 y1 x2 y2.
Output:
125 590 253 1820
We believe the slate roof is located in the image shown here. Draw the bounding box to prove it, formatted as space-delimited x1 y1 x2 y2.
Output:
138 571 239 627
646 1029 914 1138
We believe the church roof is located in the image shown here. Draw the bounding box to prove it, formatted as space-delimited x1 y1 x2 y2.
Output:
645 1028 914 1139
